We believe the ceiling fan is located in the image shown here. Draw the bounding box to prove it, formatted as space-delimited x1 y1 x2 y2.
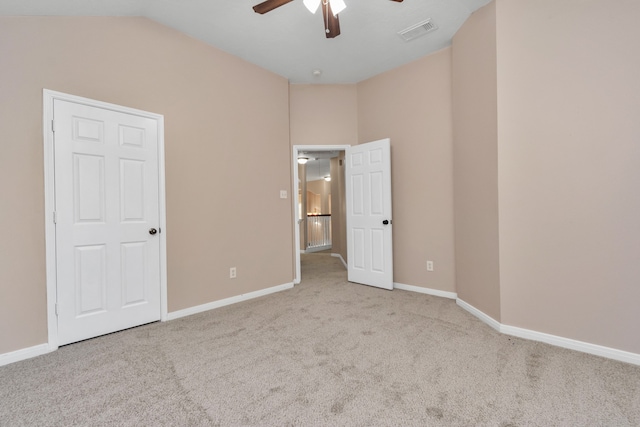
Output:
253 0 403 39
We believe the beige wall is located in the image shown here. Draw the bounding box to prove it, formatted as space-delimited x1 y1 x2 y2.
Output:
298 164 307 251
290 85 356 264
452 0 640 354
330 154 347 262
495 0 640 353
306 179 330 214
289 85 358 147
451 2 501 320
0 17 292 354
4 0 640 360
357 49 456 293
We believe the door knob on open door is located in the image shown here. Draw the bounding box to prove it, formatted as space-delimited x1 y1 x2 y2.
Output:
149 228 158 235
382 220 389 225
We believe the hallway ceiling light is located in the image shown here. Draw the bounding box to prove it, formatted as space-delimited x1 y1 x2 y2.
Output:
324 175 331 182
298 157 309 165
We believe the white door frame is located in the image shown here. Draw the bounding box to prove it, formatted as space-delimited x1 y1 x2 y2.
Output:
292 144 350 284
43 89 168 351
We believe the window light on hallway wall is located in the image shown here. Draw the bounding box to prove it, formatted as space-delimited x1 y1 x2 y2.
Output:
303 0 346 15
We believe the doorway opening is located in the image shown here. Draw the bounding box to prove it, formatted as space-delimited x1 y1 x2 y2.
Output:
292 145 349 284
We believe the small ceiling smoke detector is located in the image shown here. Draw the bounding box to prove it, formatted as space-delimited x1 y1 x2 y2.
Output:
312 69 322 77
397 19 438 42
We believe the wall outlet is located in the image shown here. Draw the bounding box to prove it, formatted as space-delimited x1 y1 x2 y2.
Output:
280 190 288 199
230 267 237 279
426 261 434 272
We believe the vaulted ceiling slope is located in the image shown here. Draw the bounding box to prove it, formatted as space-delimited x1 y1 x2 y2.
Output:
0 0 491 83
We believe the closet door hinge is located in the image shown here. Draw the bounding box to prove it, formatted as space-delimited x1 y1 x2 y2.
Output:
51 119 56 133
53 211 57 224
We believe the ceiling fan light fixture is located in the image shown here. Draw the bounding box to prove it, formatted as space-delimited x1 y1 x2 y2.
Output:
303 0 321 13
329 0 346 16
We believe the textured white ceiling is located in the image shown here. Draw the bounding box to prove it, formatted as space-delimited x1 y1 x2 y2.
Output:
0 0 491 83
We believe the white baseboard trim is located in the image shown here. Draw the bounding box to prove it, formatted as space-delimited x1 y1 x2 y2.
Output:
306 245 331 253
456 298 501 331
0 343 52 367
1 283 294 367
501 324 640 366
166 282 294 321
331 253 347 269
457 298 640 366
394 282 457 300
6 284 637 368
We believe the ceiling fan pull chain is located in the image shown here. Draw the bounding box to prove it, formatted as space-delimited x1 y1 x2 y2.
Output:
324 0 330 33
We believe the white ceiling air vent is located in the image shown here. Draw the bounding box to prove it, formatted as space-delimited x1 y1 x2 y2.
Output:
397 19 438 42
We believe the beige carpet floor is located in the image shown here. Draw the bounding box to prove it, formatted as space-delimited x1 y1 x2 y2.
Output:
1 253 639 426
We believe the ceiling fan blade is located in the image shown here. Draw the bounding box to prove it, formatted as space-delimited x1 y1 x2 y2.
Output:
390 0 404 2
253 0 294 14
321 1 341 38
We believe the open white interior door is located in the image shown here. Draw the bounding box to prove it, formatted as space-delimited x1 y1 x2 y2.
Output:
346 138 393 290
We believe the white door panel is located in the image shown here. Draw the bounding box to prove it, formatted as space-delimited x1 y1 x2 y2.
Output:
346 138 393 290
54 99 161 346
